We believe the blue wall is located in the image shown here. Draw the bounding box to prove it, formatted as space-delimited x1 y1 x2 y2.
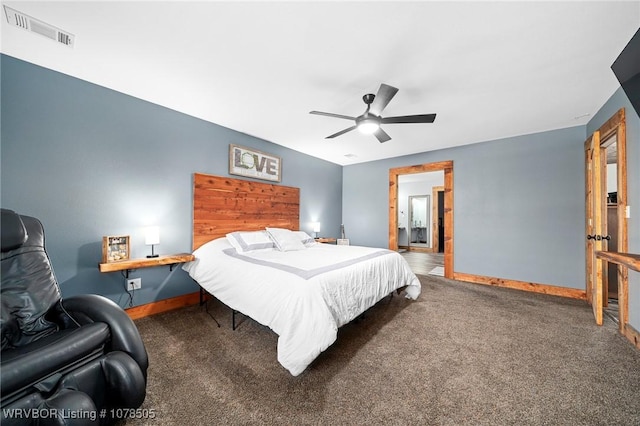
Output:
0 55 343 308
3 54 636 330
343 126 587 290
587 87 640 330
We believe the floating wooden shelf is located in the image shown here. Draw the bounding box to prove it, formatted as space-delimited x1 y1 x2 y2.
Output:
596 251 640 273
315 238 337 244
99 253 195 274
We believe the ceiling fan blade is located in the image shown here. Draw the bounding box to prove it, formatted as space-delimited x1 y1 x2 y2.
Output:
373 127 392 143
310 111 356 121
369 84 399 116
381 113 437 124
326 125 357 139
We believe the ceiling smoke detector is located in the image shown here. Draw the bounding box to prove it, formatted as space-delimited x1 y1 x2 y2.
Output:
3 5 74 48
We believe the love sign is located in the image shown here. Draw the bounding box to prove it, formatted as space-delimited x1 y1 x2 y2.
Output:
229 144 282 182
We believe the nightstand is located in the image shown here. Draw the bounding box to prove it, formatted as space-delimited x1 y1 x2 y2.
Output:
99 253 194 277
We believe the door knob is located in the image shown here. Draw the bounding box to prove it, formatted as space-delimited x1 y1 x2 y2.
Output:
586 234 610 241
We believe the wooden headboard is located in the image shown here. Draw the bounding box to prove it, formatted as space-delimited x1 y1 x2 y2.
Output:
192 173 300 250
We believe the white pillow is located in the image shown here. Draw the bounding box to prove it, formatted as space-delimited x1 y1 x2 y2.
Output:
226 231 275 253
266 227 306 251
293 231 317 247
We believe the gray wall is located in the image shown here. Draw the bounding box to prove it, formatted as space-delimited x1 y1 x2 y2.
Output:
0 55 343 308
343 126 587 290
587 87 640 330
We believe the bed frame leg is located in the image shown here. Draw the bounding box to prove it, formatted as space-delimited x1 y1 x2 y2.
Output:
198 286 221 327
197 284 241 331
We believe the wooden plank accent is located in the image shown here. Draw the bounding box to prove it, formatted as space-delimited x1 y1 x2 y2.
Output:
592 130 604 325
443 167 453 279
193 173 300 250
391 161 455 175
99 253 194 273
615 109 629 330
315 238 336 244
596 251 640 273
598 108 625 142
623 323 640 350
585 134 593 304
126 291 201 320
389 170 399 251
453 272 587 300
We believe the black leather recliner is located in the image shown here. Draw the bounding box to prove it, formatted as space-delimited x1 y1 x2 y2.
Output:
1 209 148 425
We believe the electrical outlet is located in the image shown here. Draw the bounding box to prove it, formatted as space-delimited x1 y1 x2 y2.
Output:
126 278 141 291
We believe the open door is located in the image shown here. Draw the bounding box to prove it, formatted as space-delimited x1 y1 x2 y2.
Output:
584 108 628 329
585 131 605 325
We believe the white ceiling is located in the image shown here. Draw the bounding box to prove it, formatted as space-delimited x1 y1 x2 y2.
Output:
1 1 638 165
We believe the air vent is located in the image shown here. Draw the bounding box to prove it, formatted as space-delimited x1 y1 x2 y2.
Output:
3 5 74 47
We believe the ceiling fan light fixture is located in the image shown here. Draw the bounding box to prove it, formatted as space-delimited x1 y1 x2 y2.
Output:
358 121 379 134
356 117 380 134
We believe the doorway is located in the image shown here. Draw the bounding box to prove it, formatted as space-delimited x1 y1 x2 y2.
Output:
604 138 619 322
389 161 453 278
584 108 628 329
408 195 430 250
397 171 443 252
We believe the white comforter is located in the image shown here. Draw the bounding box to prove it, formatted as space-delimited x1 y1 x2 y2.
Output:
182 238 421 376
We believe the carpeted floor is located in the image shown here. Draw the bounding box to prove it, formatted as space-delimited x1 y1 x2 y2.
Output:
428 266 444 276
127 275 640 425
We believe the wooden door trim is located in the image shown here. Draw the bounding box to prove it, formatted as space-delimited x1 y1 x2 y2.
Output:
614 110 629 330
389 161 453 278
598 108 625 142
591 131 604 325
585 134 594 304
584 108 628 331
432 186 444 253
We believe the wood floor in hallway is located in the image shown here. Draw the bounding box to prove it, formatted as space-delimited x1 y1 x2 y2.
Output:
400 250 444 276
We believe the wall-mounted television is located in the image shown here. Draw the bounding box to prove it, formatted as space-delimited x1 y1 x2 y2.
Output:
611 28 640 119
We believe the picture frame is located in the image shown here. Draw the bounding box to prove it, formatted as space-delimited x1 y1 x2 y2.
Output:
102 235 130 263
229 144 281 182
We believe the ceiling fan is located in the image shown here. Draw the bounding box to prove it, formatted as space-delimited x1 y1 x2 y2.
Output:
310 83 436 143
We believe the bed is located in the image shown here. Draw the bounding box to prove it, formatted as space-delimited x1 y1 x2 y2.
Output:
183 173 421 376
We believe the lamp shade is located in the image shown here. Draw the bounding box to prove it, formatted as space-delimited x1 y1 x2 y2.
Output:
144 226 160 246
312 222 321 233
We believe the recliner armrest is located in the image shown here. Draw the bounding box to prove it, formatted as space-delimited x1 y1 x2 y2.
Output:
60 295 148 379
1 322 109 398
